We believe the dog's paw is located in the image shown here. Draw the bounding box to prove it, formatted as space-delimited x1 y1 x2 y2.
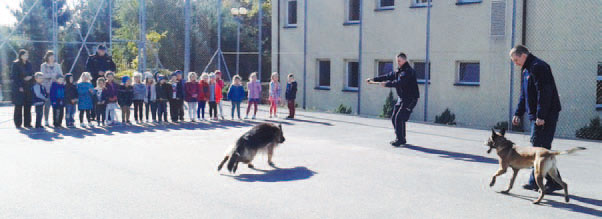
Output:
268 161 275 167
500 190 509 194
248 164 254 168
565 196 570 203
532 200 541 205
489 179 496 187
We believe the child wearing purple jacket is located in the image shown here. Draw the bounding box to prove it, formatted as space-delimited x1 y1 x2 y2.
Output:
245 72 261 120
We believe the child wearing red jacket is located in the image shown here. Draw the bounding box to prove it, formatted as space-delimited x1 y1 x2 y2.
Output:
185 72 200 122
197 72 210 120
215 70 225 119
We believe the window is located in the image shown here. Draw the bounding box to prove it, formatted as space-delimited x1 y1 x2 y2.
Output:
412 0 430 7
457 0 482 5
378 0 395 9
377 61 393 76
286 0 297 27
596 63 602 109
456 62 480 85
317 60 331 89
413 61 431 83
346 61 359 90
346 0 360 23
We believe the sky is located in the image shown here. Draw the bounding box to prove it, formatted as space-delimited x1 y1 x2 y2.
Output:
0 0 21 26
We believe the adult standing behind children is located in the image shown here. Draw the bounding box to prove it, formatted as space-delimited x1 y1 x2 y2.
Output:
40 50 63 127
509 45 563 193
11 49 34 128
86 45 116 86
366 52 419 147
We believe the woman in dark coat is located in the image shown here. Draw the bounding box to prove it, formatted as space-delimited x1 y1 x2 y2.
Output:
11 49 34 128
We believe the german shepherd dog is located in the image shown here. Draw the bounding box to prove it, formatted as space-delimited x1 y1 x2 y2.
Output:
218 123 286 173
485 128 586 204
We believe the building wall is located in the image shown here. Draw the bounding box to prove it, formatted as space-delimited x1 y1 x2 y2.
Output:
271 0 601 138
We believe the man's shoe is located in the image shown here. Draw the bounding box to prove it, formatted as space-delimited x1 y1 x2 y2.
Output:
390 139 406 147
544 185 563 194
522 183 539 191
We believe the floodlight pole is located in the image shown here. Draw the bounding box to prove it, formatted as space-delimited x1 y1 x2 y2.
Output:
139 0 147 73
423 0 431 122
258 0 263 81
184 0 191 76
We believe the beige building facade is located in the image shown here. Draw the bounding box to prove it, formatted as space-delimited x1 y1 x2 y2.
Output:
271 0 601 138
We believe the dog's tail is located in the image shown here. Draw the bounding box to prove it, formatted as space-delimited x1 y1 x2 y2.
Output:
226 152 240 173
553 147 586 156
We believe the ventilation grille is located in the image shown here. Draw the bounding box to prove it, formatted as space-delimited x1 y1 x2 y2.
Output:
490 0 506 37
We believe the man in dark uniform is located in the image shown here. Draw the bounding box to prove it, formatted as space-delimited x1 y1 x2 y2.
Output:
510 45 563 193
367 52 419 146
86 45 116 120
86 45 116 86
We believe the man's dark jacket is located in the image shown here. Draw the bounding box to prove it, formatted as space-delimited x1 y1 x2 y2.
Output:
85 53 116 82
372 62 420 109
515 54 561 121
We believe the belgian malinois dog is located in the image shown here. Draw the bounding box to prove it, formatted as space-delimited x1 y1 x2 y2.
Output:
485 128 585 204
218 123 285 173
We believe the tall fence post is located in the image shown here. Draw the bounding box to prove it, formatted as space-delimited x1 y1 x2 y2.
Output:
184 0 191 76
302 0 307 109
357 0 363 114
52 0 58 60
258 0 263 81
423 0 432 122
138 0 146 73
108 0 113 54
217 0 222 72
508 0 517 130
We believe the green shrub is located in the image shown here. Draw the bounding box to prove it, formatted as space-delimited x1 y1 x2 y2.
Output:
380 90 396 118
576 117 602 140
494 121 525 132
334 104 352 114
115 69 136 80
435 108 456 125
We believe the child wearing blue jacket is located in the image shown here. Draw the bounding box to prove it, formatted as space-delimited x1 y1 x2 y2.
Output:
227 75 245 120
49 75 65 127
77 72 94 127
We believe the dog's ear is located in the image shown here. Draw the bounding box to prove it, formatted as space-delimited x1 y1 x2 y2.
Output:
491 128 497 138
500 128 506 136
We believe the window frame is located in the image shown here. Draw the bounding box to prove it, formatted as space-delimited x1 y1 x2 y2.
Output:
344 60 360 91
596 62 602 110
316 59 331 90
284 0 298 28
344 0 361 25
376 0 395 11
411 60 431 84
455 61 480 86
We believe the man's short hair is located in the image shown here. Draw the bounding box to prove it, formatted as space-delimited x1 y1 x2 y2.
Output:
397 52 407 59
509 45 530 57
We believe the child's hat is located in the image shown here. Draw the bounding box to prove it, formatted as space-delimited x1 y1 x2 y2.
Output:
122 76 130 84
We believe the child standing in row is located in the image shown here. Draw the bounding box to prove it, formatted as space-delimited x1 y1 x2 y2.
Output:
227 75 245 120
145 73 157 123
208 73 218 120
49 75 65 127
103 72 119 125
77 72 94 127
185 72 200 122
64 73 77 127
215 71 225 120
118 76 134 124
32 72 49 128
245 72 261 120
269 72 281 118
156 75 171 123
285 73 298 119
132 72 147 123
94 78 106 126
197 73 209 120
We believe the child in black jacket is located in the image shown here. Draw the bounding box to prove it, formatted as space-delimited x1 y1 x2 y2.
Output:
64 73 78 127
155 75 171 123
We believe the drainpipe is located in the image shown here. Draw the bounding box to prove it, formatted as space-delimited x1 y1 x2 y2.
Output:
521 0 527 45
277 0 281 74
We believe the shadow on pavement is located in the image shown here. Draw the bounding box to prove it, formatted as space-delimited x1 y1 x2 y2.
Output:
285 117 333 126
227 166 317 182
402 144 499 164
499 192 602 217
16 120 260 141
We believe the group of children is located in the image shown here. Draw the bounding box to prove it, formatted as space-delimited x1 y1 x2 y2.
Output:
27 69 298 128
